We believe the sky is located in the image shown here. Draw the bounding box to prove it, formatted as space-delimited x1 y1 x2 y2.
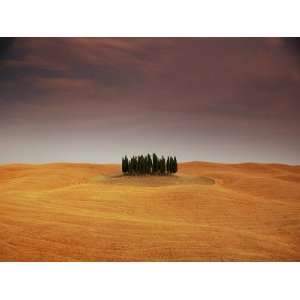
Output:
0 38 300 164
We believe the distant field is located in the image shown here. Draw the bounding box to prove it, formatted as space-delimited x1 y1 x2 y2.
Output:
0 162 300 261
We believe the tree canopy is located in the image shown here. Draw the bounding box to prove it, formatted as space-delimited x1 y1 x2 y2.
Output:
122 154 178 175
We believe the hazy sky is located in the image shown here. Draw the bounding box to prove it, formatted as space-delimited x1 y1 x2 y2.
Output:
0 38 300 164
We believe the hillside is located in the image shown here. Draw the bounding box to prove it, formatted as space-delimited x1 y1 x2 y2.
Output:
0 162 299 261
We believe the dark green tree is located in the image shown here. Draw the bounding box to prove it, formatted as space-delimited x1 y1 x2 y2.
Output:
145 156 147 174
137 156 140 174
140 155 144 175
123 155 129 173
128 159 132 175
174 156 178 173
137 155 142 174
166 156 170 174
147 154 152 174
133 156 138 174
160 156 166 175
122 157 125 173
126 156 129 172
152 153 158 174
169 156 173 173
144 155 148 174
131 156 134 174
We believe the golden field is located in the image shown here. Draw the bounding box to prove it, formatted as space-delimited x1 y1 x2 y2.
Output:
0 162 299 261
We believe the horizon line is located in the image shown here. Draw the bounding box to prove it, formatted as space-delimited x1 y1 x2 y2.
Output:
0 160 299 167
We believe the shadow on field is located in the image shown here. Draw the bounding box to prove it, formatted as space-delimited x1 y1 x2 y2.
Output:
89 174 215 187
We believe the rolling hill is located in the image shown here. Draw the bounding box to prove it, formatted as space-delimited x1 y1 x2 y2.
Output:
0 162 299 261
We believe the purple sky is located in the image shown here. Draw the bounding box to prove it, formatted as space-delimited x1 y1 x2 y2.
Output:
0 38 299 164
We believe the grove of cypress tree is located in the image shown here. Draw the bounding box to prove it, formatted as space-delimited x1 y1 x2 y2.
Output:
122 153 177 176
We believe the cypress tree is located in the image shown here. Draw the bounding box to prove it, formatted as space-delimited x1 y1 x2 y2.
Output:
138 155 142 174
134 156 138 174
137 155 139 174
123 155 129 174
129 157 132 174
144 154 147 174
169 156 173 173
166 156 170 174
143 155 146 174
132 156 136 174
157 156 161 174
125 155 129 173
147 153 152 174
128 159 132 175
137 156 140 174
141 155 145 175
140 155 143 174
152 153 158 174
160 156 166 175
133 157 135 174
174 156 177 173
145 154 148 174
130 156 134 174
